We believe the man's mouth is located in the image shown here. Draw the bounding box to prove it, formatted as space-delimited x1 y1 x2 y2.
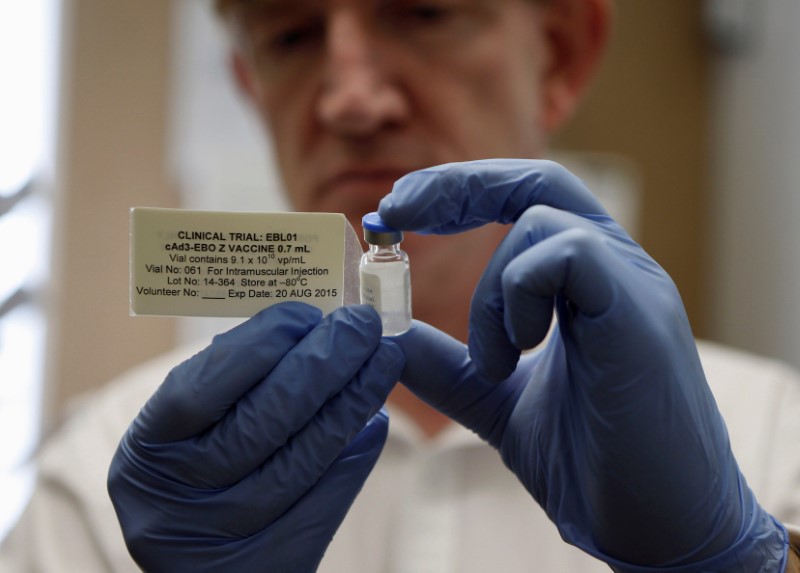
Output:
318 168 414 199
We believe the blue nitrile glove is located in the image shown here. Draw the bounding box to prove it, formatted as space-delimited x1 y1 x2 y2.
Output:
379 159 789 572
108 302 404 573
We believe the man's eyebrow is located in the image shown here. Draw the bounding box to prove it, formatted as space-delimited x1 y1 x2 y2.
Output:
233 0 317 14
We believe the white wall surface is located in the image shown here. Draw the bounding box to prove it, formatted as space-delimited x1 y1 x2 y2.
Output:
707 0 800 365
168 0 286 215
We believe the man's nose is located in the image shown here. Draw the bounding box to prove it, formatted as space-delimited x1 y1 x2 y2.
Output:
316 13 408 136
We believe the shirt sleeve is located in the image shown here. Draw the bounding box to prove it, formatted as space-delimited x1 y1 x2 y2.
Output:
0 346 198 572
699 340 800 525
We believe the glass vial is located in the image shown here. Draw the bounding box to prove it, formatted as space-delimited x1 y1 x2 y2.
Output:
360 212 412 336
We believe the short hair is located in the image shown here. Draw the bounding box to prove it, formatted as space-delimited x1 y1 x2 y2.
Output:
214 0 238 18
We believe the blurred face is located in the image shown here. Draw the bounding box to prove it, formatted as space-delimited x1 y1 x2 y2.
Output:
228 0 555 226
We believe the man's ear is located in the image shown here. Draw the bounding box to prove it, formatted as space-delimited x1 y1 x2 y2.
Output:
539 0 611 132
230 50 263 105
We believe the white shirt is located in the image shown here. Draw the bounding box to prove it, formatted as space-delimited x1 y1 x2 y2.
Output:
2 340 800 572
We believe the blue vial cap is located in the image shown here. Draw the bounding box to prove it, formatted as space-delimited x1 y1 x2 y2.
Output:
362 212 403 245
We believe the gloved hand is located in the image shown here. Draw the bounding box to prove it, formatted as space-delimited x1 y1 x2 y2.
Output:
380 159 789 572
108 302 404 573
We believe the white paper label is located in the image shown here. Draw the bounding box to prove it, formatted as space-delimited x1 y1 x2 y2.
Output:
130 207 356 317
360 271 381 312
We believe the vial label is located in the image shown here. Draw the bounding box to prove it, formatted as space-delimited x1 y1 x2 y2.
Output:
130 207 358 317
360 271 381 310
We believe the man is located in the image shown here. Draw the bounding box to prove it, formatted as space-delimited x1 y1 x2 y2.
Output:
216 0 608 436
3 0 800 571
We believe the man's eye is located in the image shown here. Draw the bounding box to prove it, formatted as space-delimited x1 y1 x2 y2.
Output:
385 0 470 32
409 4 452 22
270 23 322 53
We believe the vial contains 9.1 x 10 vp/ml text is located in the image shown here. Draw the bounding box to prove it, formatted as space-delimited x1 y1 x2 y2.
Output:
360 212 412 336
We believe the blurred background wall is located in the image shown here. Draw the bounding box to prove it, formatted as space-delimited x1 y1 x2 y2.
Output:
706 0 800 363
45 0 178 417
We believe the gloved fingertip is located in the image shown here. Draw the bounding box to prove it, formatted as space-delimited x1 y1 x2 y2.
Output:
367 406 390 431
345 303 381 321
473 361 515 385
213 300 323 346
341 408 389 461
469 333 520 384
258 300 323 324
377 193 394 215
468 288 524 384
388 320 452 377
503 306 553 351
378 172 437 231
388 318 429 345
335 304 383 338
377 338 407 377
377 195 412 232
